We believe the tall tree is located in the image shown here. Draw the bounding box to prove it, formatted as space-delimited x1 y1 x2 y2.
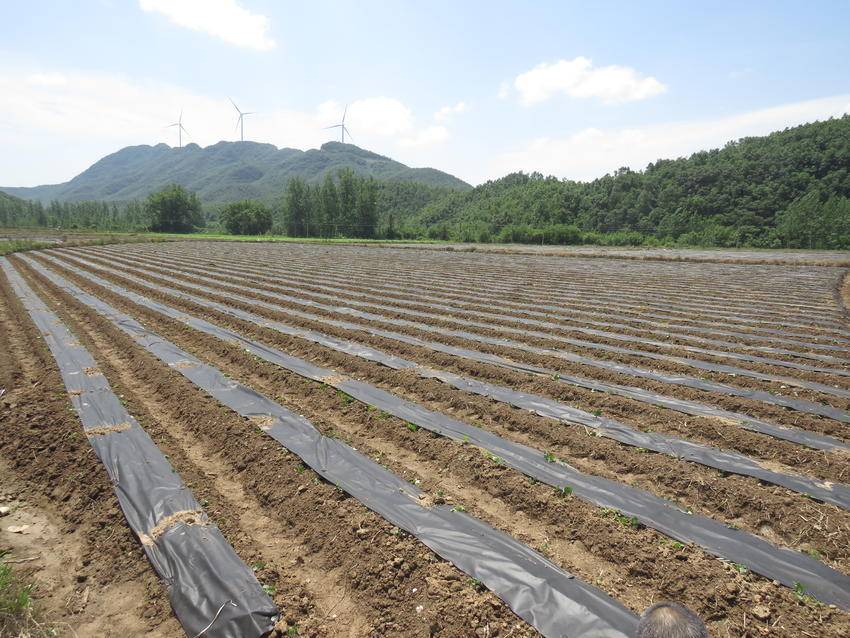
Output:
145 184 203 233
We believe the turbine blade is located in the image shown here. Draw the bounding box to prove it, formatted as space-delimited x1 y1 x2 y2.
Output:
323 124 341 129
229 96 241 114
342 103 348 123
343 126 353 142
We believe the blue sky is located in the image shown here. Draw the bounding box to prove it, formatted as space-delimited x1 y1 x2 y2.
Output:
2 0 849 186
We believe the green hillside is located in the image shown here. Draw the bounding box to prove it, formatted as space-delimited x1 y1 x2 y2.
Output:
2 141 470 205
398 115 850 248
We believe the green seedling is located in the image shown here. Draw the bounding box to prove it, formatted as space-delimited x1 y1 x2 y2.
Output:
451 505 466 513
793 582 817 605
551 373 560 381
261 583 277 596
468 577 484 591
604 509 641 529
336 390 353 405
484 451 502 465
591 409 603 417
286 627 299 637
732 563 748 574
462 434 471 444
805 548 822 560
251 561 266 572
406 422 420 433
544 451 557 463
295 463 306 473
555 485 573 498
671 541 685 551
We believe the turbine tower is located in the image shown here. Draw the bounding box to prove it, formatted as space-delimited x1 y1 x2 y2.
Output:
324 104 353 143
167 109 190 148
230 97 255 142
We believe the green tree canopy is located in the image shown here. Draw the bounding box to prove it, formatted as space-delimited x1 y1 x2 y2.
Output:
221 200 272 235
145 184 203 233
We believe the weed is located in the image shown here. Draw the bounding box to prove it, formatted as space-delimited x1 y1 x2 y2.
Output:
461 434 471 444
286 626 299 637
406 422 420 433
451 505 466 513
555 485 573 498
732 563 748 574
806 548 822 560
671 541 685 551
551 373 560 381
336 390 354 405
484 451 502 465
0 549 56 636
251 561 266 572
591 409 603 417
468 577 484 591
603 509 641 529
793 582 817 605
295 463 306 473
544 451 557 463
262 583 277 596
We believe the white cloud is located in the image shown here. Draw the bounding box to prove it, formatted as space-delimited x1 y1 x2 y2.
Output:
512 56 666 106
0 64 454 185
400 125 450 148
434 101 468 122
488 95 850 182
139 0 275 51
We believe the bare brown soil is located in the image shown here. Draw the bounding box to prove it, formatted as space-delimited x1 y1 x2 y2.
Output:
5 241 850 638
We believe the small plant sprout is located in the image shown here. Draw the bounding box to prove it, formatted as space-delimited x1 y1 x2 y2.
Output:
484 451 502 465
544 451 557 463
406 421 420 432
671 541 685 551
551 372 560 381
451 504 466 513
462 434 471 444
732 563 748 574
591 409 603 417
468 577 484 591
556 485 573 498
262 583 277 596
251 561 266 572
793 582 817 605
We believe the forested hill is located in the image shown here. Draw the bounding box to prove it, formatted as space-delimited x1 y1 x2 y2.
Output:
404 115 850 248
1 141 471 204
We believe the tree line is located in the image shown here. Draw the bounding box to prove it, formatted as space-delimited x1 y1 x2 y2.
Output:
3 115 850 248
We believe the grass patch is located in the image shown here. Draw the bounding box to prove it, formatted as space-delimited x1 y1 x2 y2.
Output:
0 550 56 637
0 239 54 256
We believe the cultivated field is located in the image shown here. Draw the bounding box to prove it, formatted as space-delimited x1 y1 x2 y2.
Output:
2 241 850 637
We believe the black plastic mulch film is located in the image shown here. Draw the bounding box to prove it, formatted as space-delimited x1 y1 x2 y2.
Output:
104 242 850 345
88 245 850 389
71 248 850 451
26 253 850 611
17 255 641 638
81 246 850 416
42 251 850 511
0 257 278 638
99 244 850 363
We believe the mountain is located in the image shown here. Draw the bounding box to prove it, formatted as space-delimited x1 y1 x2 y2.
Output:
2 141 471 205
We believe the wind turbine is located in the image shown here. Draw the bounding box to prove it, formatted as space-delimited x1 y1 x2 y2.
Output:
167 109 189 148
324 104 353 143
230 97 255 142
